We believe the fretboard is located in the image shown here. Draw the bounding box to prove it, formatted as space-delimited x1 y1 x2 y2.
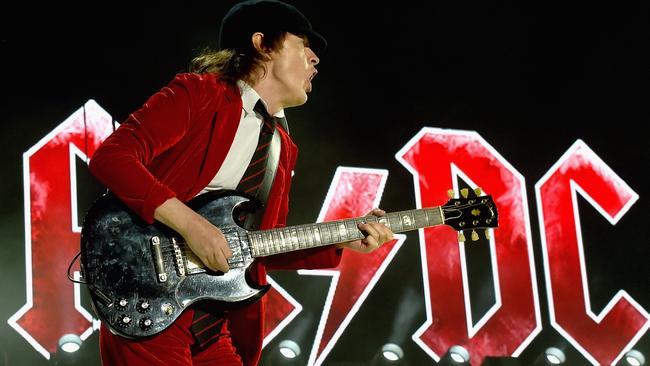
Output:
249 207 443 257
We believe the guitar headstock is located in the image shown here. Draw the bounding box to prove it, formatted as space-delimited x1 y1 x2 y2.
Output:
442 187 499 242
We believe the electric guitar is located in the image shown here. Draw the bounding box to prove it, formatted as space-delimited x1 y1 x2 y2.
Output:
80 188 498 339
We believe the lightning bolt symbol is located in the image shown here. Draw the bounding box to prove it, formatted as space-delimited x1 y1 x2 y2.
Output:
300 167 406 366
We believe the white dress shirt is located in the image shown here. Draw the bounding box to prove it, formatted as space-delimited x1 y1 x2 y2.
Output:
202 80 285 193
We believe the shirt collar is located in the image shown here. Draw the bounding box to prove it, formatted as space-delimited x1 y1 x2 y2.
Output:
237 80 286 119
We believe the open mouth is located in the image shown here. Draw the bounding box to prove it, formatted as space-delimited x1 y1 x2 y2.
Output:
306 71 317 92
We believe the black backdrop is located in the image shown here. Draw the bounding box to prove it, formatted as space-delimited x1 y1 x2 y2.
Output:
1 1 648 365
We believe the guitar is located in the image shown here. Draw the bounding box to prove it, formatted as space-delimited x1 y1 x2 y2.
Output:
80 188 498 339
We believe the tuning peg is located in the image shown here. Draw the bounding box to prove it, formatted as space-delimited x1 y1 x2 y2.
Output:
447 189 455 199
484 229 491 240
458 232 466 242
471 230 479 241
460 188 469 198
474 187 482 196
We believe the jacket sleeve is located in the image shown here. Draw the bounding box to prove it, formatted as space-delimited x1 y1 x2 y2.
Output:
88 74 200 223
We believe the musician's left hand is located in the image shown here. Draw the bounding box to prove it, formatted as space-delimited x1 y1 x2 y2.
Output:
336 208 394 253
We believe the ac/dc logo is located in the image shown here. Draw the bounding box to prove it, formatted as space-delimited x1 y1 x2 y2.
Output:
8 100 649 365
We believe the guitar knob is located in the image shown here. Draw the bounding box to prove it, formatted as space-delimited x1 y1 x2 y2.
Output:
117 314 132 328
115 298 129 311
474 187 482 196
136 300 151 313
139 317 153 331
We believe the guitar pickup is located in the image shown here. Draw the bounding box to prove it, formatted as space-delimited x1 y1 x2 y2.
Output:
150 236 167 282
227 249 243 267
224 231 244 268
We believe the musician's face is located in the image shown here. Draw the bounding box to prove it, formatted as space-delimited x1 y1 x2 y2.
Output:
268 33 319 108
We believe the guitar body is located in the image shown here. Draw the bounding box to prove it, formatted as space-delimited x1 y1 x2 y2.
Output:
80 190 268 339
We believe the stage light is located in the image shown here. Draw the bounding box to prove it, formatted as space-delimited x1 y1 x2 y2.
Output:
450 345 471 363
533 347 566 365
439 345 470 365
544 347 565 364
278 339 301 359
262 339 305 365
370 343 405 366
620 350 645 366
381 343 403 361
58 334 82 353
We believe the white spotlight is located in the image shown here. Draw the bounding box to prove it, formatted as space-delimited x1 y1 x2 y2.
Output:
544 347 566 365
58 334 82 353
624 350 646 366
449 345 470 363
381 343 404 361
278 339 301 359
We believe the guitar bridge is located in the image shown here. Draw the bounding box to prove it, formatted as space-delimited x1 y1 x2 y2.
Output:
171 237 186 277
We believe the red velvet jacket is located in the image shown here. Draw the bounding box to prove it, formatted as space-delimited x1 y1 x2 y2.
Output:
89 73 342 365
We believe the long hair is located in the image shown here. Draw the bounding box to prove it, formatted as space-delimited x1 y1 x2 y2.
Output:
189 30 287 85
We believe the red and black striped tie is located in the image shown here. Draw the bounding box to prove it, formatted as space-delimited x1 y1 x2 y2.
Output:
236 99 278 196
190 100 278 349
189 307 226 351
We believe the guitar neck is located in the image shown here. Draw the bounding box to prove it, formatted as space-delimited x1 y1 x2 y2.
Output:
249 207 444 257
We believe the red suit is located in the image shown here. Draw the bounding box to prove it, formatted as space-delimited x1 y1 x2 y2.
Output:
89 73 341 365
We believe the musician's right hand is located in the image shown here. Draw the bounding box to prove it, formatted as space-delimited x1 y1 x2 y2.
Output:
183 216 233 272
154 197 232 272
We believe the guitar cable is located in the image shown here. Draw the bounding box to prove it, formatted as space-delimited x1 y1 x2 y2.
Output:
67 251 113 306
66 251 88 285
